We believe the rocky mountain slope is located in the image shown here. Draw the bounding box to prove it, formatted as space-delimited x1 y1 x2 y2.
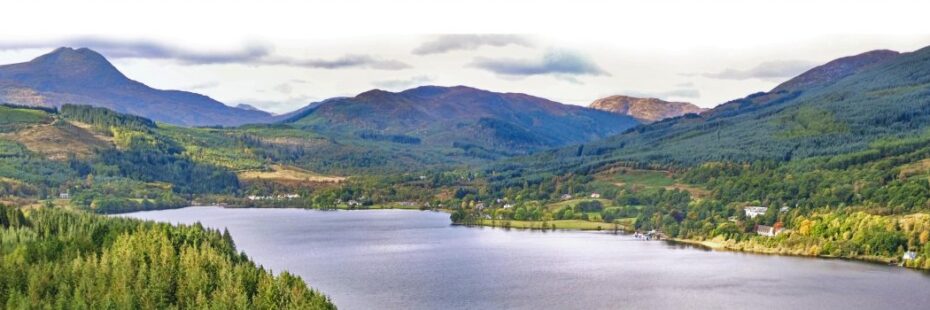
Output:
589 95 705 122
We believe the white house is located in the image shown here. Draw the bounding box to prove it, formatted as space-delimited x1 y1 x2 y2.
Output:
347 200 361 207
903 251 917 261
744 206 768 218
59 192 70 199
756 225 784 237
590 192 601 199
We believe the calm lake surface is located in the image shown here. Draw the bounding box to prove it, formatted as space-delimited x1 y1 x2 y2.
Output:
120 207 930 310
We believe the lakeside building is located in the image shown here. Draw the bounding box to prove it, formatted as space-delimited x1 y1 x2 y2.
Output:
756 225 784 237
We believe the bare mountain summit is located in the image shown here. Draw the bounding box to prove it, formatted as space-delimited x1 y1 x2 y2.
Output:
589 95 705 122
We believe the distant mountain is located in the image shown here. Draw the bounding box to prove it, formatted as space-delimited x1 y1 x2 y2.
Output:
582 47 919 163
588 95 705 122
0 47 272 126
281 85 640 152
494 45 930 180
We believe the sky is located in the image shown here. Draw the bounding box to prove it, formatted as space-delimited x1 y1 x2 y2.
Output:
1 0 929 114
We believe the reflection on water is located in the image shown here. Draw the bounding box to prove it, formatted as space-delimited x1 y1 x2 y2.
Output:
120 207 930 310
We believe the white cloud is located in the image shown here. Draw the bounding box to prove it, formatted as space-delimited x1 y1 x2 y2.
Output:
470 49 608 76
262 54 411 70
701 60 816 81
0 38 410 70
625 88 701 100
413 34 531 55
372 75 435 90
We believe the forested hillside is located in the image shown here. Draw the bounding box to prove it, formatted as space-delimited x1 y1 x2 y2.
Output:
489 46 930 187
0 103 480 213
0 104 240 213
0 205 333 308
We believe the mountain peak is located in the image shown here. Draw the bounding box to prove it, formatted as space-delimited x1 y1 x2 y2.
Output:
0 47 272 126
354 86 487 101
589 95 705 122
355 89 397 100
34 47 114 67
20 47 128 86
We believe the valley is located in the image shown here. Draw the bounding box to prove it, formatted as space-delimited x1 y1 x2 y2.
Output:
3 41 930 308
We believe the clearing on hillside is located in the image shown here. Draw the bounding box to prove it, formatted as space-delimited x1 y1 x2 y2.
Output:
238 165 346 185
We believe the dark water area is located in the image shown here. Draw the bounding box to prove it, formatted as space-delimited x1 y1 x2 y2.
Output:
120 207 930 310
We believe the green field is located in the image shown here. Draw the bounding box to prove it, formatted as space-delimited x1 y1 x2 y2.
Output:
604 169 676 187
476 218 635 231
0 105 49 128
546 198 616 211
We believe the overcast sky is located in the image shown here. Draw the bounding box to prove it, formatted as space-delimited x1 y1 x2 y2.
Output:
1 0 929 113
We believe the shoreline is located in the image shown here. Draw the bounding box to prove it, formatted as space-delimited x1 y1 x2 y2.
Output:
667 237 925 271
111 205 928 272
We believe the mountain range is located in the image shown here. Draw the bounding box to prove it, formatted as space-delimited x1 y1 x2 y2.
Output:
5 45 930 171
0 47 272 126
279 85 640 151
0 47 641 152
